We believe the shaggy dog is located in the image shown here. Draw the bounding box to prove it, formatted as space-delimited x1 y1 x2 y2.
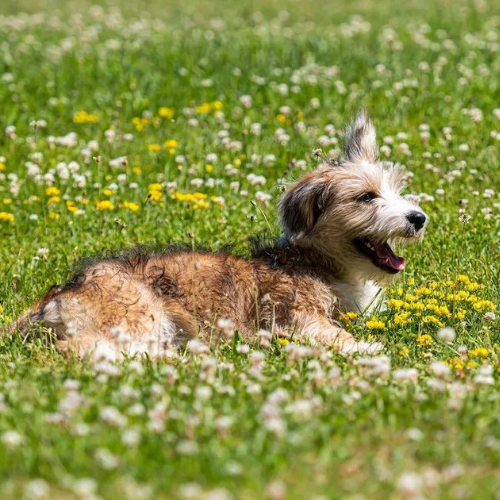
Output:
11 111 427 357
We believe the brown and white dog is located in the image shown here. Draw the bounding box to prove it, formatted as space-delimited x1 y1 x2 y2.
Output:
11 111 427 358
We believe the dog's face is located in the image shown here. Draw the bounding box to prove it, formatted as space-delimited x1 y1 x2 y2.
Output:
279 110 428 280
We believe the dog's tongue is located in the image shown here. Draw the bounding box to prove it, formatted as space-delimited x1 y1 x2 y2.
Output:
375 242 405 271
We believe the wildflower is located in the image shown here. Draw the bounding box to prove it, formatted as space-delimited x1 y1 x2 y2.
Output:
24 478 50 499
148 143 161 152
122 202 140 212
45 187 60 197
365 319 385 329
158 107 174 119
73 111 98 123
0 212 14 223
1 430 23 448
417 334 433 347
485 311 496 321
437 326 456 343
429 361 451 378
474 365 494 385
469 347 489 358
393 368 419 383
96 200 115 211
164 139 178 152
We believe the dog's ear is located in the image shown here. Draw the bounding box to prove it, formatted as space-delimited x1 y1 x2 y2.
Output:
344 109 378 163
278 170 331 239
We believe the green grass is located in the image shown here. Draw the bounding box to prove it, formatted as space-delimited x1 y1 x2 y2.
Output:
1 0 500 498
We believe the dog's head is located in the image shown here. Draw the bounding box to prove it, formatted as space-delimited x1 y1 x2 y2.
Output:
279 110 428 281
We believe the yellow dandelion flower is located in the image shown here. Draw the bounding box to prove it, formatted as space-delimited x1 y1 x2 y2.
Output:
96 200 115 211
103 189 114 197
205 164 214 173
195 103 211 113
469 347 489 358
148 191 162 202
148 143 161 152
132 117 149 132
73 111 98 124
278 338 290 346
122 202 140 212
132 167 142 175
445 357 464 370
45 187 61 197
0 163 5 171
0 212 14 223
164 139 178 153
159 107 175 119
193 200 210 210
49 212 59 219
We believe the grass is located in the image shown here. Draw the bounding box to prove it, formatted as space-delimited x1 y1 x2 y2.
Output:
1 0 500 498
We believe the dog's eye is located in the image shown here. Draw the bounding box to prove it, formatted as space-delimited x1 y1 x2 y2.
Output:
357 192 377 202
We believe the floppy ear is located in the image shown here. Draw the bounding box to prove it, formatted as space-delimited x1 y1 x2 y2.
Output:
278 170 332 239
344 109 378 163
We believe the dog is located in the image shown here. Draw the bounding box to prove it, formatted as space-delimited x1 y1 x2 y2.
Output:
10 111 427 358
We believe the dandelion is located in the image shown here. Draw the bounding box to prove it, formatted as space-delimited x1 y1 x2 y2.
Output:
73 111 98 123
469 347 489 358
164 139 178 152
121 202 140 212
158 107 175 119
96 200 115 211
0 212 14 222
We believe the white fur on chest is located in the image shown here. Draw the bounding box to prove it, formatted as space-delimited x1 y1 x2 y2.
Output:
334 280 384 314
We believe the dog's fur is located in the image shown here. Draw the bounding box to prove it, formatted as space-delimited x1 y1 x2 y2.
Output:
10 111 427 357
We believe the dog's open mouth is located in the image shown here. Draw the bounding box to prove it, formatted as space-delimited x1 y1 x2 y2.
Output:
354 237 405 274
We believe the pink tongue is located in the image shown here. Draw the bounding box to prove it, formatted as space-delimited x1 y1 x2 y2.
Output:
375 243 405 271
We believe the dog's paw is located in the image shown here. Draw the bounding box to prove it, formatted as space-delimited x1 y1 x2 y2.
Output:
338 340 384 356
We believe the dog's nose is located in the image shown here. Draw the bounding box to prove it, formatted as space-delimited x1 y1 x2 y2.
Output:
406 211 427 231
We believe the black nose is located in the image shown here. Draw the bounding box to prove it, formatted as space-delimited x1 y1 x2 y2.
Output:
407 211 427 231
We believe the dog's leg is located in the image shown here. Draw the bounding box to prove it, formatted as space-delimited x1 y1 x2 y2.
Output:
295 315 383 355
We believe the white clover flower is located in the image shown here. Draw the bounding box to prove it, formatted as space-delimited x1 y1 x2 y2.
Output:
176 440 199 455
437 326 456 343
393 368 419 383
397 472 422 498
1 430 23 448
100 406 126 427
25 479 50 499
255 191 271 205
240 94 252 108
429 361 451 378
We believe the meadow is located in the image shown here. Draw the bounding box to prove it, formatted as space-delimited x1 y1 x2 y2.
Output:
1 0 500 498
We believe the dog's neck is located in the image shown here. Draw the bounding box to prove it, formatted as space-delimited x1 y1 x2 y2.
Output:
253 238 385 314
253 237 342 276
